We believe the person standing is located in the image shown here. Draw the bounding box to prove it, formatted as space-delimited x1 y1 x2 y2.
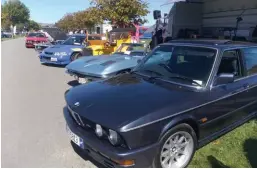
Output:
69 30 73 35
105 29 109 40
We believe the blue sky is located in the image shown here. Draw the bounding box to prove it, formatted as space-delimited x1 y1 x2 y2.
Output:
1 0 173 26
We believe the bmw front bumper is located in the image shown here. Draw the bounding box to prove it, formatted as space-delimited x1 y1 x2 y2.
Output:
63 106 159 168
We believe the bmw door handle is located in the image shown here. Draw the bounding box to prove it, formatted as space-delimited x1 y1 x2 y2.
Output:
232 87 245 94
243 84 250 89
232 84 249 94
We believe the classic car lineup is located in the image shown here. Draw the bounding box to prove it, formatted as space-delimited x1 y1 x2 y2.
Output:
24 28 257 168
22 6 256 167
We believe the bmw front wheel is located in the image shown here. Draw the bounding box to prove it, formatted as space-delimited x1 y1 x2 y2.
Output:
154 124 197 168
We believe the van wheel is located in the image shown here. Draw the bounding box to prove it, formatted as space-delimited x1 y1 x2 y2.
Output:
71 53 82 61
153 124 197 168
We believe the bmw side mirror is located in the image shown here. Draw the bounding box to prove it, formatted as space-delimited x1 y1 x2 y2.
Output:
214 73 235 86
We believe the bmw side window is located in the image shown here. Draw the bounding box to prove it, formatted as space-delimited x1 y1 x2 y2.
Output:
242 47 257 76
217 50 242 79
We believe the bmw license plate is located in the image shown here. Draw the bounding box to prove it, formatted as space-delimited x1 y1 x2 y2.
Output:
51 57 57 62
66 125 84 149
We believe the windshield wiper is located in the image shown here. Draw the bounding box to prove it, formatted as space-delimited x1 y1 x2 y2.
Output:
132 70 163 80
158 63 173 73
143 69 163 77
169 74 202 87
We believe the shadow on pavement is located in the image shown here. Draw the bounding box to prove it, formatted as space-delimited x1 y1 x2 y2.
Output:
67 80 80 87
244 138 257 167
70 141 105 168
207 156 230 168
42 63 66 68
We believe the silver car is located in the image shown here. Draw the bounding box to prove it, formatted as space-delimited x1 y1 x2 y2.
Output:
65 43 149 84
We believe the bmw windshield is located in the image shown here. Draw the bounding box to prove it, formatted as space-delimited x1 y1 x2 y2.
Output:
62 35 86 45
134 45 217 87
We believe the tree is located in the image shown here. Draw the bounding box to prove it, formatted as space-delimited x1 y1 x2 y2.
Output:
74 8 103 31
27 20 41 31
90 0 149 28
56 7 103 32
55 13 76 32
2 0 30 28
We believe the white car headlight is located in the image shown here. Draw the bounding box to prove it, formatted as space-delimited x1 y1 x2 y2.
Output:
108 129 120 146
95 124 103 137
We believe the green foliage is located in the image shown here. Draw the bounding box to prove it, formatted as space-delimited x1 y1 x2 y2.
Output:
55 13 76 32
27 20 41 31
56 0 149 31
91 0 149 27
56 7 103 32
2 0 30 28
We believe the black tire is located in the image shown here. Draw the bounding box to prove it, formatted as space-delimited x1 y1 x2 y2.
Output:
71 52 82 61
116 69 131 75
153 123 197 168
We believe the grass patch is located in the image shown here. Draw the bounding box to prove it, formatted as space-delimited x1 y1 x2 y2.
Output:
189 118 257 168
1 35 24 41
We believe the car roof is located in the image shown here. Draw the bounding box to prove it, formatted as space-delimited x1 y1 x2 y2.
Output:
165 39 257 49
71 34 86 37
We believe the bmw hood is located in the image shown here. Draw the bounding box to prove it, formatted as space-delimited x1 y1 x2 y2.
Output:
66 54 134 76
65 74 205 131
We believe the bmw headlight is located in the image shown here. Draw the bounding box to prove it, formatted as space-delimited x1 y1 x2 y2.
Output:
54 52 68 56
95 124 104 137
108 129 121 146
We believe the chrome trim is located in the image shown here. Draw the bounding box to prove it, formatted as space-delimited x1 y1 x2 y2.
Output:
210 47 257 89
235 74 257 82
200 100 257 126
68 106 85 126
121 83 257 132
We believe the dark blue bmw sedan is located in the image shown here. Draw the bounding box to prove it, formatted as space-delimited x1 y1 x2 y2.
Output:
63 40 257 168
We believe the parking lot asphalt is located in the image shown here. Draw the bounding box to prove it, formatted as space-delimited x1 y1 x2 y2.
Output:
1 38 96 167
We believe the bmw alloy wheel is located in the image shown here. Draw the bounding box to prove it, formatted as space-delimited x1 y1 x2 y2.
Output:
160 131 194 168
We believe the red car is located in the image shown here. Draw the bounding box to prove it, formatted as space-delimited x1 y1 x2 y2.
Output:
25 32 48 48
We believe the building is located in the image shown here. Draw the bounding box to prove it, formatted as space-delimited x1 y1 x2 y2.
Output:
90 23 113 34
164 0 257 40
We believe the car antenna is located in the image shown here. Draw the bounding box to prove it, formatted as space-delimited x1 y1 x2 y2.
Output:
234 9 245 40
